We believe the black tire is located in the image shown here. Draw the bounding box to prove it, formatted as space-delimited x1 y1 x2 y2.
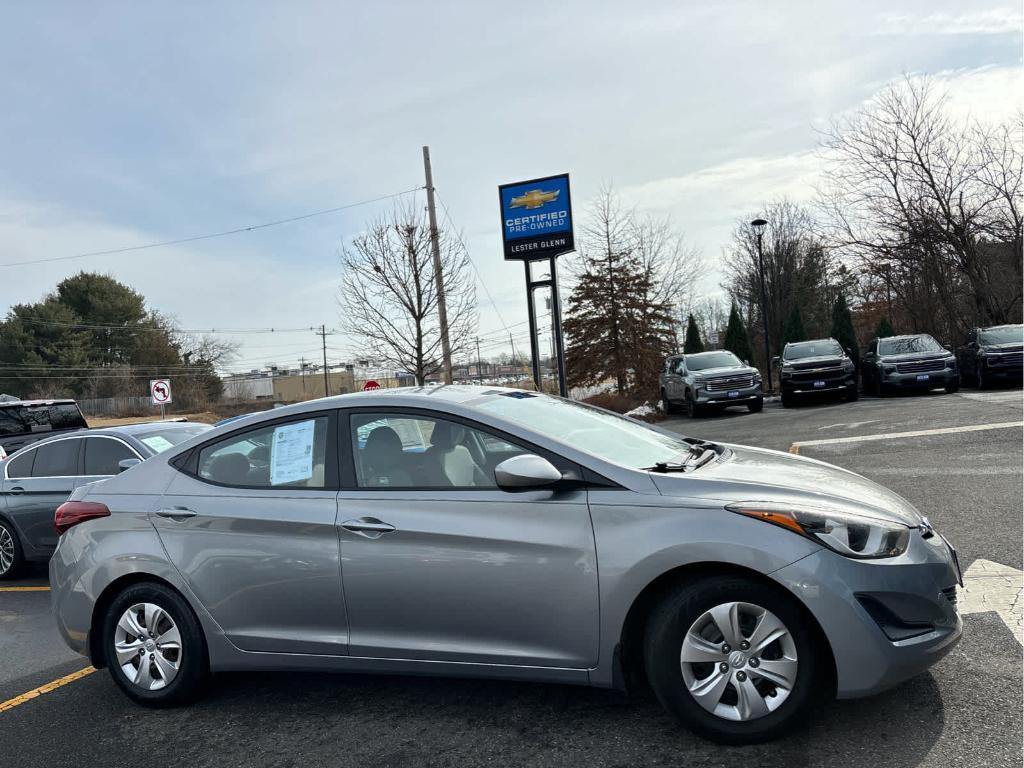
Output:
104 581 209 707
874 376 887 398
844 385 859 402
976 368 986 390
747 398 763 413
780 390 793 408
0 518 25 580
686 394 702 418
643 575 826 745
945 379 960 394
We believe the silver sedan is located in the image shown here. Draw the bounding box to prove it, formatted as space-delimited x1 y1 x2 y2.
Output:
49 386 961 744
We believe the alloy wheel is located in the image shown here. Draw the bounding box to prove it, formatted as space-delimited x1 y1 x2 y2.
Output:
114 602 182 691
679 601 798 722
0 524 14 575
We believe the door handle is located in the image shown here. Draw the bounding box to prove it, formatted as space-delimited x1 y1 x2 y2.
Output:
155 507 197 521
340 517 396 538
8 486 24 495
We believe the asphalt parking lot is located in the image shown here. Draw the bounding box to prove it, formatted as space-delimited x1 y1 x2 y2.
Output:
2 388 1021 768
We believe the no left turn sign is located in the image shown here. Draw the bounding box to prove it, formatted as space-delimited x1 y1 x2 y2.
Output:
150 379 173 405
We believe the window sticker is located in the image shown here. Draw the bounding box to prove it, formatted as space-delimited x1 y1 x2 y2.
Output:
140 435 175 453
270 420 316 486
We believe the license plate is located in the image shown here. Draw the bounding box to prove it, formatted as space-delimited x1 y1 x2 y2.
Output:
727 390 739 398
916 374 930 381
813 380 826 388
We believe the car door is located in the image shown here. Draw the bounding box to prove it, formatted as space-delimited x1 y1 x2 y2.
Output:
336 409 599 669
152 412 349 655
0 437 81 557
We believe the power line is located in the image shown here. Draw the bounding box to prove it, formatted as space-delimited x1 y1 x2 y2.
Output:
0 186 423 268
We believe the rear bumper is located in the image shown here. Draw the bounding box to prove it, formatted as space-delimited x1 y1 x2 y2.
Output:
771 531 962 699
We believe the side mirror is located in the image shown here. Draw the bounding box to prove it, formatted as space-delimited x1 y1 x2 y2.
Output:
118 458 142 473
844 347 852 356
494 454 562 491
771 356 781 367
943 344 953 352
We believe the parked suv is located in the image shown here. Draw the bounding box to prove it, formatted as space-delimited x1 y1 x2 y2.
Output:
660 351 763 417
0 399 88 458
861 334 959 397
776 338 858 407
956 324 1023 389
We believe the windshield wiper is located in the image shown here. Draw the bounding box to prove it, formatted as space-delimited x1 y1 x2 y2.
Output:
646 446 718 473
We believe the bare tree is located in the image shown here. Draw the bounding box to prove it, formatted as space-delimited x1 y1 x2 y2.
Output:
339 204 476 384
818 76 1023 338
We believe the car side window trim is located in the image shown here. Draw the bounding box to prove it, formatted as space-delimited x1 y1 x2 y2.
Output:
1 433 98 480
81 435 145 477
337 405 614 492
175 411 340 491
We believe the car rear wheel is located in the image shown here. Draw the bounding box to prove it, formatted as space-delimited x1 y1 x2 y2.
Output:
0 519 24 580
661 389 679 414
643 575 825 744
104 582 208 707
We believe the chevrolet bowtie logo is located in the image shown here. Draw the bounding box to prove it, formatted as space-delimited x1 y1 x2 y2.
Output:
510 188 560 210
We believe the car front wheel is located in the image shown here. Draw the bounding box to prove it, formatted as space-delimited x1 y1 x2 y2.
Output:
104 582 208 707
747 398 763 413
686 394 702 418
643 575 826 744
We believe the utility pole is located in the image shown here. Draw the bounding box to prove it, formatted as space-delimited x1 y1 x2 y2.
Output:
299 357 307 395
475 336 483 382
422 146 453 385
751 219 772 394
315 324 330 397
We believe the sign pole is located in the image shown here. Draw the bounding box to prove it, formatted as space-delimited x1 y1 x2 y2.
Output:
548 255 568 397
525 261 542 391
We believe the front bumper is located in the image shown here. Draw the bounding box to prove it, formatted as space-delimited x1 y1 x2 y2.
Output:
882 368 958 389
781 372 856 395
694 383 763 406
980 359 1023 381
771 529 962 699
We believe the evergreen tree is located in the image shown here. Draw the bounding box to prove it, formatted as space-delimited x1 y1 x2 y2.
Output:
683 314 704 353
874 317 896 339
782 305 806 345
723 302 754 363
829 293 860 369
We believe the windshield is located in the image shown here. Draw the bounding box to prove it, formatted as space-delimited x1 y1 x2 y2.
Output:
474 393 692 469
979 325 1023 345
879 335 943 355
135 424 212 454
686 352 742 371
784 340 843 360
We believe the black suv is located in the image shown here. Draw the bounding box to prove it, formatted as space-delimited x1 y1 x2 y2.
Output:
861 334 959 397
0 399 89 459
776 338 858 407
956 324 1023 389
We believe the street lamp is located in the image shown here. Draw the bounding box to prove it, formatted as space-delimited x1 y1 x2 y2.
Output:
751 218 772 394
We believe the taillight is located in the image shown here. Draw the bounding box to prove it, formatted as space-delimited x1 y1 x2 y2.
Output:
55 501 110 534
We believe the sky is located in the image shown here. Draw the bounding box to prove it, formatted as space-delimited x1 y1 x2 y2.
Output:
0 1 1020 373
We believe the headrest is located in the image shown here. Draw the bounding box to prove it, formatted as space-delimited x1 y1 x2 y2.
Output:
364 426 403 469
209 452 251 484
429 420 464 450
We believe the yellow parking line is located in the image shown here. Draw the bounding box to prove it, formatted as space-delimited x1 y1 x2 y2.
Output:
0 586 50 592
0 666 96 714
788 444 800 455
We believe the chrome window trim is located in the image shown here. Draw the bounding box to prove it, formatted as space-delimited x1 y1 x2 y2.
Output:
2 434 143 481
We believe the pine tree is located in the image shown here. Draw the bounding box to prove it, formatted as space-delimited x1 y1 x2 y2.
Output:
782 305 806 345
723 302 754 364
683 314 704 353
829 293 860 369
874 317 896 339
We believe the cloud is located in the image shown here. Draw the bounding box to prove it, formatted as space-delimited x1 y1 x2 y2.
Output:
876 9 1022 36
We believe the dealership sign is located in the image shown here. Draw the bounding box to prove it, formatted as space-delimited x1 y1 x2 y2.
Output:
498 173 574 261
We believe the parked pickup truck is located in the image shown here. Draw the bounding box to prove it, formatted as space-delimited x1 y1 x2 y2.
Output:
659 351 763 417
0 398 89 459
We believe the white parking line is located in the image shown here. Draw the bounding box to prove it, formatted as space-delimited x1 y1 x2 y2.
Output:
791 421 1023 449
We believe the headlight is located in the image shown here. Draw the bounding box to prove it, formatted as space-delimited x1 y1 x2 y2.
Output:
945 357 957 368
842 359 855 372
726 501 911 559
882 364 896 373
752 370 762 381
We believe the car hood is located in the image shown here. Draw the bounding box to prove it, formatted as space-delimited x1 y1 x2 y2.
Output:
878 351 951 363
981 343 1023 353
650 443 923 526
691 366 757 378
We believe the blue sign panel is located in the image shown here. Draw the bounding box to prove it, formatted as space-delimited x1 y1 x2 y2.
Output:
498 173 574 261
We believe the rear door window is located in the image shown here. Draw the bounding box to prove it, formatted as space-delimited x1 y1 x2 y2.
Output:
5 450 35 479
31 439 80 477
84 437 138 476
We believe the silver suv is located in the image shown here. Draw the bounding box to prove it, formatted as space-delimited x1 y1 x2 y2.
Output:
660 351 763 417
